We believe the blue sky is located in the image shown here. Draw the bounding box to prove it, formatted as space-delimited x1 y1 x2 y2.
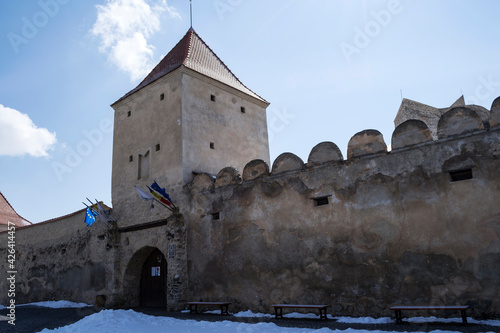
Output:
1 0 499 223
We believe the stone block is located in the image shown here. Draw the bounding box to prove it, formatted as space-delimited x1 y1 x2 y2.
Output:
271 153 304 175
391 120 433 150
307 141 343 166
242 159 270 181
191 173 214 191
215 167 241 188
347 129 387 159
490 96 500 128
437 107 484 139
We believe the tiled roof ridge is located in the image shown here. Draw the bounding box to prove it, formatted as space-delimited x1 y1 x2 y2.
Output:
113 28 267 105
186 29 268 103
0 191 31 225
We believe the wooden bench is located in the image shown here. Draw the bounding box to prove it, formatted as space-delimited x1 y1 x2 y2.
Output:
186 301 231 315
271 304 330 320
390 305 470 324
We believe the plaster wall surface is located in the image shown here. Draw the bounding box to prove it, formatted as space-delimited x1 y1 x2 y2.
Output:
0 211 116 306
111 73 183 227
185 128 500 318
181 69 269 182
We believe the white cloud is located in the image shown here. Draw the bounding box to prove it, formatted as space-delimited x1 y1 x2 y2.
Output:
91 0 180 81
0 104 57 157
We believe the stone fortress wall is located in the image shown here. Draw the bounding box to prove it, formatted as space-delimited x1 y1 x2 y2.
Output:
183 98 500 318
0 210 116 307
1 97 499 318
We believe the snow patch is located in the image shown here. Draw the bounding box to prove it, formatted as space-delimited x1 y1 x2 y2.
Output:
19 300 92 308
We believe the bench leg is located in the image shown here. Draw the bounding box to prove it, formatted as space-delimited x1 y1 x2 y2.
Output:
461 310 468 325
189 304 198 314
220 304 229 315
394 310 403 324
319 308 327 320
274 307 282 319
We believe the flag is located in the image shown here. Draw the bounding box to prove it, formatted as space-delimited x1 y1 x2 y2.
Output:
148 186 171 206
136 186 154 210
97 201 115 223
85 207 97 226
151 181 173 204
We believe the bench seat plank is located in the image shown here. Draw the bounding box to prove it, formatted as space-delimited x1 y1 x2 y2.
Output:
186 301 231 315
271 304 330 320
390 305 470 324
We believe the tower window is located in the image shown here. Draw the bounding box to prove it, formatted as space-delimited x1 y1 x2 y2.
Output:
129 155 133 162
312 196 330 206
210 94 216 102
155 144 161 151
449 169 473 182
240 107 246 113
127 110 131 117
210 142 215 149
160 93 165 100
211 212 220 220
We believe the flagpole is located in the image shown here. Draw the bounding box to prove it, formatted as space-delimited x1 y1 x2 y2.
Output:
153 197 175 213
190 0 193 28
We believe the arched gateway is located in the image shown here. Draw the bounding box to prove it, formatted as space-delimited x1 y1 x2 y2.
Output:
123 246 167 308
140 248 167 307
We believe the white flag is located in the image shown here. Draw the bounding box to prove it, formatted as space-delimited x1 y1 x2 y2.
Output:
135 186 154 210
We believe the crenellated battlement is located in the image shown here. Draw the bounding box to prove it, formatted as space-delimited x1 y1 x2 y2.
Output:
191 97 500 191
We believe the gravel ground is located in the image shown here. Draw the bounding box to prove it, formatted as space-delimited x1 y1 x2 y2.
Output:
1 306 499 333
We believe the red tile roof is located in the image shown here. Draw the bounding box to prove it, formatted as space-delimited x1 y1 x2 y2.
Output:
113 28 267 105
0 192 31 228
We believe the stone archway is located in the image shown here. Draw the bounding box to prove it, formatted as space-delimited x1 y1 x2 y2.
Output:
123 246 167 308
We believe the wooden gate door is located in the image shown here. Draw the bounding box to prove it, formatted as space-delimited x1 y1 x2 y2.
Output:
140 248 167 307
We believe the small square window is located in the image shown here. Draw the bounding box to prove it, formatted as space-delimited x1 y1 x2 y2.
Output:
240 107 246 113
210 142 215 149
313 196 329 206
210 94 216 102
449 169 473 182
211 212 220 220
127 111 131 117
129 155 133 162
160 93 165 100
155 144 160 151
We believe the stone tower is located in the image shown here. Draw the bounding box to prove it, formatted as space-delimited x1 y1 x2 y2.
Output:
110 28 270 221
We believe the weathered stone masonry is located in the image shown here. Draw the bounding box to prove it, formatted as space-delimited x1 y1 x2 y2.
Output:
184 103 500 318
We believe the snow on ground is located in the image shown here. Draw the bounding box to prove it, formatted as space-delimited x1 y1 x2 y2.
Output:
19 300 92 308
0 300 91 309
34 309 461 333
34 309 500 333
2 302 499 333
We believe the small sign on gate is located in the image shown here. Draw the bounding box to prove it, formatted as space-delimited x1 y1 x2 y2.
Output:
151 266 161 276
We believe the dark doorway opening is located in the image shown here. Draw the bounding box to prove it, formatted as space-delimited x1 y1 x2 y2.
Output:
140 248 167 307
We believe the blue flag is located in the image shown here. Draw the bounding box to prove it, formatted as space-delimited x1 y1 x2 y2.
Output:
151 181 173 204
85 207 97 226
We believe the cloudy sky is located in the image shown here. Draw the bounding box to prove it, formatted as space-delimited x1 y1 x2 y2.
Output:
1 0 499 223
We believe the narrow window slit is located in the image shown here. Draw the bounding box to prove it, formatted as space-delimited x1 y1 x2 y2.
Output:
312 196 330 206
449 169 473 182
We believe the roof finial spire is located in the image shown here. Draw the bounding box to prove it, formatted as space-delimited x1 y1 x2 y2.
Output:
190 0 193 28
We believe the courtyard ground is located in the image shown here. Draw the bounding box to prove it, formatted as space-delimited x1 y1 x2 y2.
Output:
0 301 499 333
